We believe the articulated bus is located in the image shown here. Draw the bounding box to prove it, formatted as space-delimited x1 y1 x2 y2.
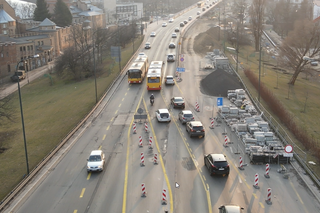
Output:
197 1 204 8
147 61 164 90
127 55 149 83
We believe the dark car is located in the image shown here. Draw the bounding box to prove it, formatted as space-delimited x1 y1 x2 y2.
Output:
204 154 230 176
183 20 188 24
169 42 176 49
186 121 205 138
167 54 175 62
219 204 244 213
180 22 185 27
171 97 185 109
175 27 180 32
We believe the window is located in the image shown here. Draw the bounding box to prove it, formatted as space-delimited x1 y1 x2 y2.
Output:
41 41 44 45
8 64 11 72
3 23 6 28
23 46 26 51
1 53 3 57
38 41 40 45
3 30 7 34
27 46 30 51
31 46 33 50
20 47 22 51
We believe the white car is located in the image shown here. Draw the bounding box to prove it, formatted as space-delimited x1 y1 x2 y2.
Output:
87 150 105 173
168 18 174 23
172 33 177 38
165 75 175 84
162 22 168 27
188 16 192 21
138 52 147 57
150 32 156 37
155 109 171 122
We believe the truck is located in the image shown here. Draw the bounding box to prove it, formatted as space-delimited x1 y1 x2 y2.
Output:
11 70 26 82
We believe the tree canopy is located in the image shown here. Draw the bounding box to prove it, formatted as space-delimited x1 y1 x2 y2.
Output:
52 0 72 27
33 0 51 21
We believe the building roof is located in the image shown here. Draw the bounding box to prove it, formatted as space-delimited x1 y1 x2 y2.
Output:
79 11 102 16
0 9 15 24
0 36 18 43
39 18 56 27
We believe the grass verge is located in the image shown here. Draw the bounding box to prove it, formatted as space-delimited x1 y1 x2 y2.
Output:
0 36 143 201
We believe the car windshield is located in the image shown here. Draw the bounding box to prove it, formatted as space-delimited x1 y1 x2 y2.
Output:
174 98 184 102
167 77 173 80
214 161 228 167
88 155 101 162
128 69 141 78
160 113 169 118
192 126 203 130
184 114 193 117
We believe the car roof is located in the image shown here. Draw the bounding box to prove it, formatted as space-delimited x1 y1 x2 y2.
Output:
166 75 174 78
182 110 193 114
223 204 242 213
189 121 203 126
158 109 169 113
90 150 103 155
209 154 226 161
173 97 183 99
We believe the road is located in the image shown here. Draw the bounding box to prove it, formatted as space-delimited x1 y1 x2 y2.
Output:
6 1 320 213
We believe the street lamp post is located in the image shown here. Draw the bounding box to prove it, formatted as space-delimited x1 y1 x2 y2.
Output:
16 60 30 175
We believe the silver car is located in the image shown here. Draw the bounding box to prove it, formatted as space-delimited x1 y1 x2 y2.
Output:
87 150 105 173
155 109 171 122
178 110 194 124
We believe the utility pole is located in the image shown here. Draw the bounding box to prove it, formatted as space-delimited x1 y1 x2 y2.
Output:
236 21 239 73
218 7 220 41
223 2 226 54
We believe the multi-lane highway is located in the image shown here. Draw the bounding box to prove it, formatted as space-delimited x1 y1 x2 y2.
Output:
6 1 320 213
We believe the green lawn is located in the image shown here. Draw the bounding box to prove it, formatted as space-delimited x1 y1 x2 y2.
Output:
0 36 143 201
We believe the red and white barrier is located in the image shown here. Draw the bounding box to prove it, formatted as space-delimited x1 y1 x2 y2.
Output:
138 136 143 147
133 123 137 134
209 118 214 129
265 188 272 205
141 183 147 197
253 173 260 189
195 101 200 112
140 152 145 166
223 135 228 147
238 156 244 170
145 122 148 132
149 136 153 149
153 153 158 164
264 163 270 178
162 189 167 204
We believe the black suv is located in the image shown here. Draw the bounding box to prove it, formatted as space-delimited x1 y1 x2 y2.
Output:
186 121 205 138
204 154 230 176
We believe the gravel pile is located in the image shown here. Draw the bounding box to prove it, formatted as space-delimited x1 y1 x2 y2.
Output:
200 69 244 97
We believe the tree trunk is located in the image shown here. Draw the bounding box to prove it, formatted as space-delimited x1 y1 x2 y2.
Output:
288 69 301 85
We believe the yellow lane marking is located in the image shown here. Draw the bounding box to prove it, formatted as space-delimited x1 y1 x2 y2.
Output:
143 98 174 213
290 180 304 205
106 126 110 131
98 146 102 150
259 202 264 208
209 135 251 190
203 175 206 181
79 188 85 198
73 210 78 213
165 100 212 213
192 154 195 158
122 98 124 101
87 173 91 180
119 104 122 107
253 193 257 199
175 78 184 94
125 92 127 96
122 87 146 213
115 110 118 115
110 117 114 122
102 134 106 140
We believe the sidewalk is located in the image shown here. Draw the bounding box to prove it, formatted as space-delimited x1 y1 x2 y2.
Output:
0 62 52 99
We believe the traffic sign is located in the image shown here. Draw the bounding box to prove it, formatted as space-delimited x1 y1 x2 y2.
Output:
180 57 184 62
176 67 185 72
217 97 223 106
285 145 293 153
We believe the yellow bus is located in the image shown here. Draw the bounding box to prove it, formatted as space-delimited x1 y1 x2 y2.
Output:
197 1 204 8
147 61 163 90
127 56 149 83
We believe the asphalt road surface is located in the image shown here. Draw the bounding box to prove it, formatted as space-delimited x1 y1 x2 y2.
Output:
6 1 320 213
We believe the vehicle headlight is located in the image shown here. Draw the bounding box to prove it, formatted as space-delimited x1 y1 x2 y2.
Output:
98 165 102 169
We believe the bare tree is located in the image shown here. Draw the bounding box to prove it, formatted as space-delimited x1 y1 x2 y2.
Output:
7 0 36 19
280 19 320 85
249 0 267 51
0 94 16 126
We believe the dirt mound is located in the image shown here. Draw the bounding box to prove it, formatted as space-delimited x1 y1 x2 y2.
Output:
200 69 243 97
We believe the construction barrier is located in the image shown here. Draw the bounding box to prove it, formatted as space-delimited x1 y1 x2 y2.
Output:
149 136 153 149
238 156 244 170
209 118 214 129
138 136 143 147
265 188 272 205
162 189 167 205
133 123 137 134
141 183 147 197
195 101 200 112
140 152 145 166
223 135 228 147
264 163 270 178
253 173 260 189
145 122 148 132
153 153 158 164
